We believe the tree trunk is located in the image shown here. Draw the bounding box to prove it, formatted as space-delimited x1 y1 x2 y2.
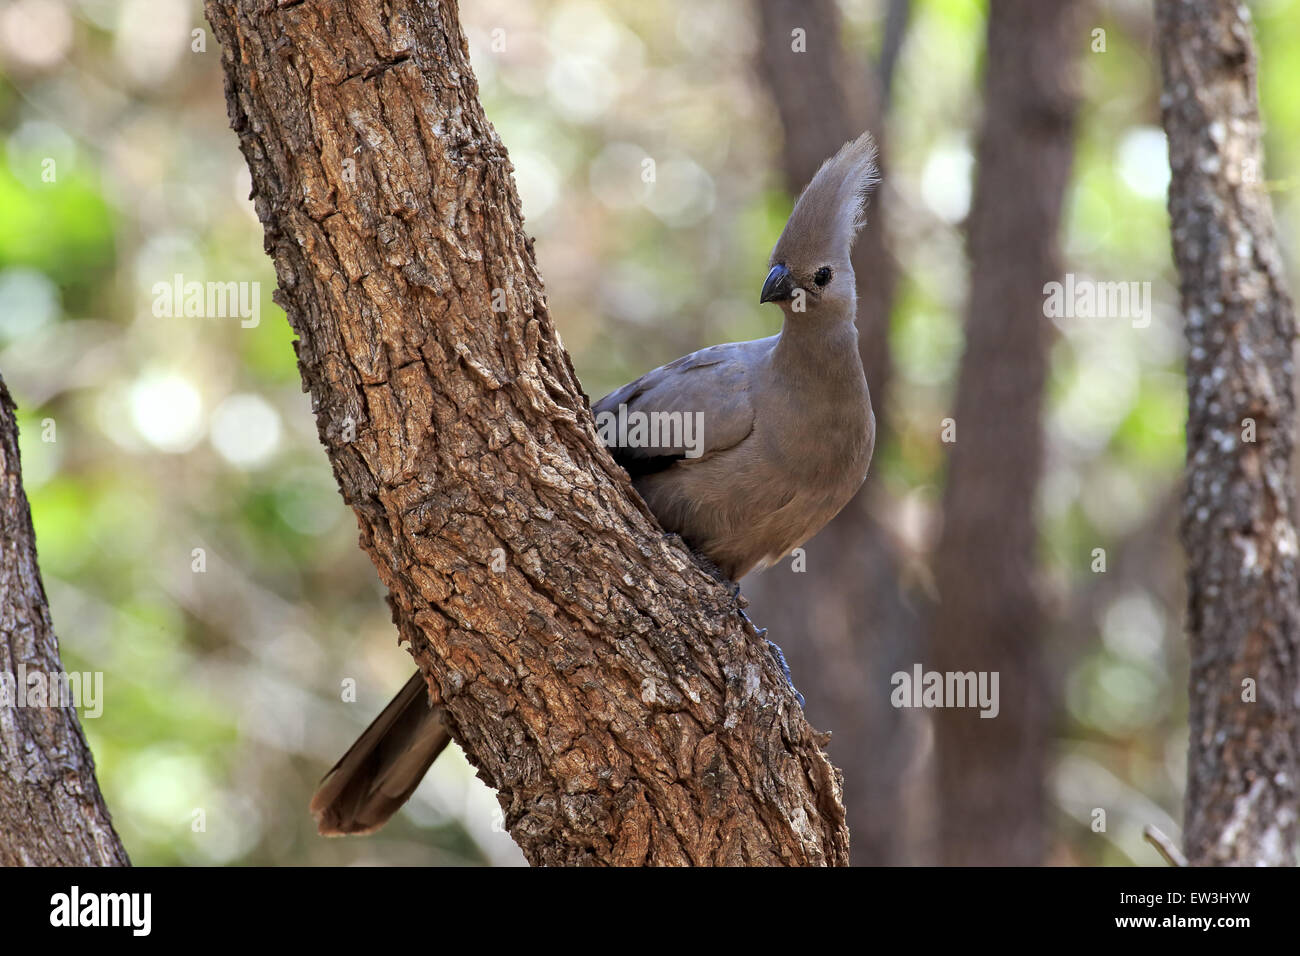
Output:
1157 0 1300 867
929 0 1080 866
0 376 129 866
203 0 849 866
749 0 919 866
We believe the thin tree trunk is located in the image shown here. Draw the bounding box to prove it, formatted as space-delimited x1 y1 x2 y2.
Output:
749 0 918 865
929 0 1080 866
1157 0 1299 867
0 376 129 866
204 0 848 866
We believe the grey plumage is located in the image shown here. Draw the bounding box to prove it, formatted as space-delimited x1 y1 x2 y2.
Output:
310 670 450 836
311 132 879 837
595 131 879 579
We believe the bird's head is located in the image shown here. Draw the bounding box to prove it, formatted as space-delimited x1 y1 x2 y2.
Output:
761 131 879 319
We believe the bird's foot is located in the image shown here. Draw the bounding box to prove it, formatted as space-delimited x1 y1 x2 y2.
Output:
737 607 804 709
736 606 765 638
765 638 805 709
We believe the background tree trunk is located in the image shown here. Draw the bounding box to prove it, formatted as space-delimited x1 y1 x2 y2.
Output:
0 376 129 866
203 0 848 866
929 0 1081 866
749 0 921 866
1157 0 1300 867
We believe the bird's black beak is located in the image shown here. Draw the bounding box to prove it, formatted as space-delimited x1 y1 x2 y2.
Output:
760 263 796 304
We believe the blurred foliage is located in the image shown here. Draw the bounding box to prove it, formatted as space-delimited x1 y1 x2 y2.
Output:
0 0 1296 866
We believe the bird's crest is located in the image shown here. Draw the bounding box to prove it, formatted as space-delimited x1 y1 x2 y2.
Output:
771 131 879 264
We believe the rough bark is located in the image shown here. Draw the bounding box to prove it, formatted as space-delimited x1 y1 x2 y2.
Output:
0 376 129 866
1157 0 1299 867
204 0 849 866
929 0 1080 866
750 0 918 865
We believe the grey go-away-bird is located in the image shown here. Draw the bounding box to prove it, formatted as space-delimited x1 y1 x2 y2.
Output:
311 132 880 836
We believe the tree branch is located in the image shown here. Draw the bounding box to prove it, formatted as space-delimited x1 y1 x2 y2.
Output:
1143 824 1187 868
204 0 848 866
0 375 129 866
930 0 1081 866
1157 0 1300 867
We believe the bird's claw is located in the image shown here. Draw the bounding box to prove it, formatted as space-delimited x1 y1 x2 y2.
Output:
765 638 805 709
736 607 804 709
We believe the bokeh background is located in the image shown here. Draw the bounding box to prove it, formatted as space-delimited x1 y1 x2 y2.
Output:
0 0 1296 865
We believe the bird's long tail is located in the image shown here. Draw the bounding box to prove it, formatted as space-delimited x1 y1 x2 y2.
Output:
310 670 452 836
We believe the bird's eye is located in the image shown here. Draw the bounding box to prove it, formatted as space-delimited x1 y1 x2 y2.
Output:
813 267 832 287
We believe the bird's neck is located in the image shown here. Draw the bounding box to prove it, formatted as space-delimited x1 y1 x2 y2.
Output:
772 309 863 382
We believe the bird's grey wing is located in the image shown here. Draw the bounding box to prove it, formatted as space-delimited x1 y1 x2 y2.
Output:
593 341 760 478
